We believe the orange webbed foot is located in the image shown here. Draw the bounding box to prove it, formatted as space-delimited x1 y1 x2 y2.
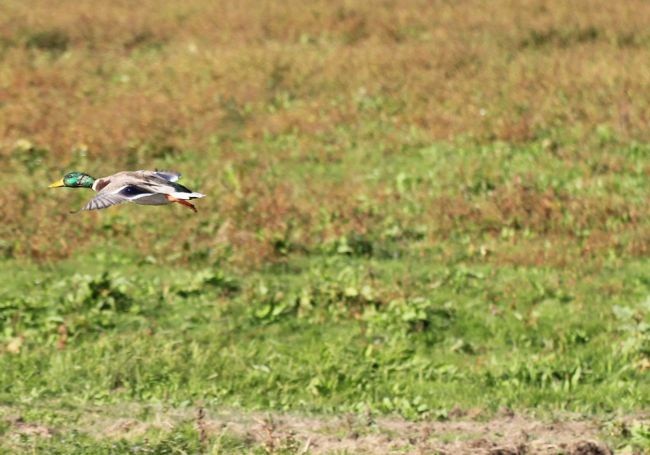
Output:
166 195 198 213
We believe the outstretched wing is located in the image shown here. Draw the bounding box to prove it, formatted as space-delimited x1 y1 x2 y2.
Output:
81 193 128 211
81 185 155 211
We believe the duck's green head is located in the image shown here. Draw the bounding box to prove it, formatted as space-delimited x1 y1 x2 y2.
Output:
49 172 95 189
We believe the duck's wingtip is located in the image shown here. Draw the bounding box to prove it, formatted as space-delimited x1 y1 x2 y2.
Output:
154 170 181 182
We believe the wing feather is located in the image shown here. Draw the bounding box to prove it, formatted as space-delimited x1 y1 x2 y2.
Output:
81 193 128 211
153 171 181 182
82 184 162 211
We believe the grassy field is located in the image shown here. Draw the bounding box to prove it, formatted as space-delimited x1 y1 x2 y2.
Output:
0 0 649 453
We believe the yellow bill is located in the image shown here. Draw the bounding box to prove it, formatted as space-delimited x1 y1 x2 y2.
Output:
48 178 65 188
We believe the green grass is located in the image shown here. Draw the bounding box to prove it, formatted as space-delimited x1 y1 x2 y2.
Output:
1 202 649 452
0 133 648 454
2 2 650 449
2 252 648 413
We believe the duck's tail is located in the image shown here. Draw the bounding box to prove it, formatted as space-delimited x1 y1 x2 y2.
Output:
170 181 205 200
166 194 199 212
173 191 205 200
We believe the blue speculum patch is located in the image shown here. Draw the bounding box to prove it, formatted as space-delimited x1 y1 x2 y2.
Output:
119 185 150 196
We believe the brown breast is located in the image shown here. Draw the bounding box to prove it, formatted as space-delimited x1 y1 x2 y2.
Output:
93 178 110 191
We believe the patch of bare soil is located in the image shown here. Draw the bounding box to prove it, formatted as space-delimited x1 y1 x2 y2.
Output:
2 404 629 454
90 406 616 454
221 411 613 455
5 416 55 439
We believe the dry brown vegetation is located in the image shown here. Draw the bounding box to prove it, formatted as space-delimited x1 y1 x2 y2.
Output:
0 0 648 266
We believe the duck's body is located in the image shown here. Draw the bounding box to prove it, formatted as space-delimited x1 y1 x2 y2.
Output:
49 170 205 212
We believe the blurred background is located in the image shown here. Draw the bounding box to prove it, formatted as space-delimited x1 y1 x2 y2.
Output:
0 1 648 452
0 0 648 265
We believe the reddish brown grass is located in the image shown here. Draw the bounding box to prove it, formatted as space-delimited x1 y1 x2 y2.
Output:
0 0 648 266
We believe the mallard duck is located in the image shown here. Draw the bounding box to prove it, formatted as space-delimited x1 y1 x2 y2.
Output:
49 170 205 212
